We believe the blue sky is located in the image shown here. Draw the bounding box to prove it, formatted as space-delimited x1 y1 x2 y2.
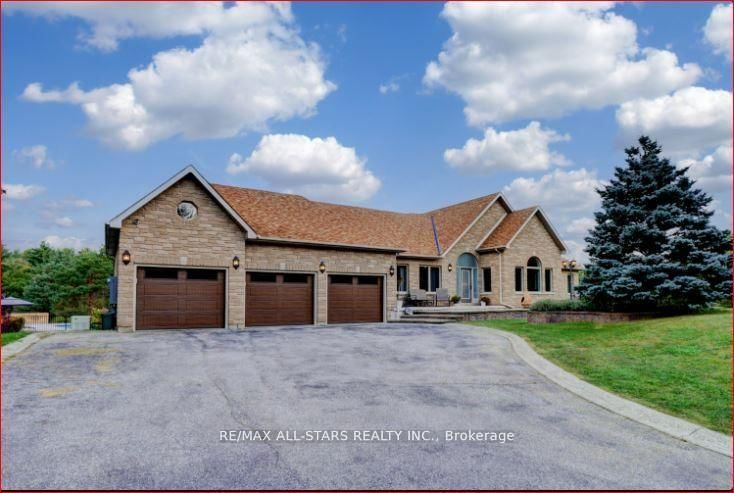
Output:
2 2 731 261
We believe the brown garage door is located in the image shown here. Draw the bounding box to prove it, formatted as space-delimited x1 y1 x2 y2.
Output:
246 272 314 326
328 275 383 324
136 267 225 329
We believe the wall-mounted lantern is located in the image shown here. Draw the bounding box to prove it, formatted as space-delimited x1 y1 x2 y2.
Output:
389 265 395 277
319 261 326 274
232 256 240 270
121 250 131 265
569 260 577 269
562 260 568 269
448 263 453 272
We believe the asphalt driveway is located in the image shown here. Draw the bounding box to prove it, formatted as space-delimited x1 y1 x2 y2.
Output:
2 324 730 489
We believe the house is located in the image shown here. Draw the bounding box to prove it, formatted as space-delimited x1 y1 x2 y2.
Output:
105 166 570 331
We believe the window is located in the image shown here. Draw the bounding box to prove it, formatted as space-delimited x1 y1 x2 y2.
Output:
283 274 309 283
514 267 523 292
419 266 441 292
544 269 553 292
186 269 218 281
358 276 378 285
482 268 492 292
397 265 408 292
177 201 198 221
331 275 353 284
526 257 541 292
145 268 178 279
250 272 276 283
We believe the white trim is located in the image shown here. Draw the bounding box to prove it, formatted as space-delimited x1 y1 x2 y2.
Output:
107 165 257 237
442 194 506 257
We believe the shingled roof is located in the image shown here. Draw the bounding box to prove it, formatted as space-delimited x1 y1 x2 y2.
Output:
213 184 500 257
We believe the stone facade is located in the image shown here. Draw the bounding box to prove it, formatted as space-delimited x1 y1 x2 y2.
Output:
115 177 247 331
499 214 566 307
246 243 396 324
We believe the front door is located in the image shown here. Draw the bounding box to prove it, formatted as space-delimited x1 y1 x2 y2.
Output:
460 268 473 302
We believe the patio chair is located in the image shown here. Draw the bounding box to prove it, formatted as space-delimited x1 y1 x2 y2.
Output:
412 289 429 307
435 288 450 307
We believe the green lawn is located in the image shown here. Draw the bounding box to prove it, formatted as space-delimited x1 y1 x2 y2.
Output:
470 309 732 434
1 331 31 346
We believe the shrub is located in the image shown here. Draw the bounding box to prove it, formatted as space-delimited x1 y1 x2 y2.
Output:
450 295 461 305
2 317 25 333
480 296 491 305
530 299 591 312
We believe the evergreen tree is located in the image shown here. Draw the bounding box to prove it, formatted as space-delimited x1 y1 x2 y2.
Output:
577 136 731 312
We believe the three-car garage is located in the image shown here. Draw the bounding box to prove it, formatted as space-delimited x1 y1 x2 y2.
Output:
135 268 384 329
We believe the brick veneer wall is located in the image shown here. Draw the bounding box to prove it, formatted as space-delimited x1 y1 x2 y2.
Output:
246 243 396 324
500 214 567 307
115 176 247 331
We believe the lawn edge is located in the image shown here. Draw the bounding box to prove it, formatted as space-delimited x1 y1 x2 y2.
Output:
1 333 43 362
456 323 733 458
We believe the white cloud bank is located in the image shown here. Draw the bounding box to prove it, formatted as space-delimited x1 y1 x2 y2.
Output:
42 235 87 250
704 3 733 59
12 145 55 169
444 121 570 173
227 134 381 203
16 2 335 150
3 184 45 200
616 86 731 156
424 2 701 126
503 168 607 264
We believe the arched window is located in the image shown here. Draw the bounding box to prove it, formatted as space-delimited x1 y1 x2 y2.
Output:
526 257 542 292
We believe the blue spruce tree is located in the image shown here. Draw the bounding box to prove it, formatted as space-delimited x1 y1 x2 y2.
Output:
577 136 731 312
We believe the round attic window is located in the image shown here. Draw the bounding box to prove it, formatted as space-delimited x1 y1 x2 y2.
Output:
177 201 198 221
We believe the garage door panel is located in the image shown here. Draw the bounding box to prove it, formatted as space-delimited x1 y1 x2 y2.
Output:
246 272 313 327
136 267 224 329
328 276 383 324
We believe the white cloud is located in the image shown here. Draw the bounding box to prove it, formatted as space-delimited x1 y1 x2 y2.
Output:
678 144 733 194
616 86 731 156
227 134 381 203
424 2 700 125
3 184 45 200
66 198 94 208
378 81 400 94
54 216 75 228
444 121 570 173
504 168 606 264
12 145 55 169
42 235 86 250
5 1 294 52
18 3 335 150
565 217 596 237
704 3 732 59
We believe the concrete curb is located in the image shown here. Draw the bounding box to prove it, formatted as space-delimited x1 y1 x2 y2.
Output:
1 333 43 362
456 323 733 457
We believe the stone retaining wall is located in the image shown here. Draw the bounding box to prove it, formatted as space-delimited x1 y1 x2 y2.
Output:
528 311 657 324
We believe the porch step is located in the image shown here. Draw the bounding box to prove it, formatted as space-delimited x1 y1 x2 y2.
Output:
392 312 465 324
404 312 464 320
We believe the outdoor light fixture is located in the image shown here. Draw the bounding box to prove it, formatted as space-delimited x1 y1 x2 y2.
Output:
389 265 395 277
232 256 240 270
121 250 131 265
448 263 453 272
562 260 568 269
570 260 577 269
319 261 326 273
